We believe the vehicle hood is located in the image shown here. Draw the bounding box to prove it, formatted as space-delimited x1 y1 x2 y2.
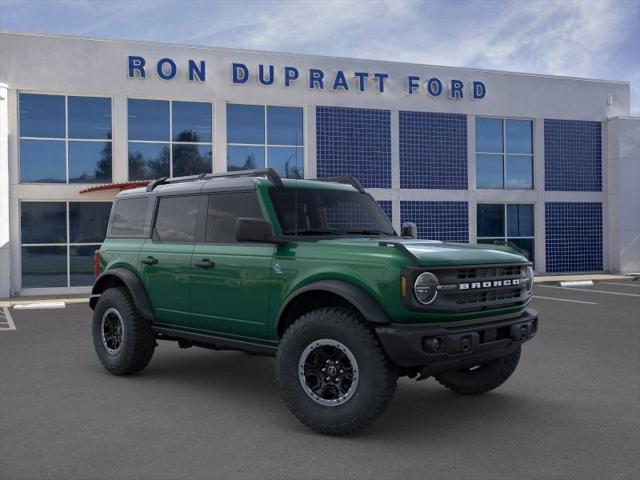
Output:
317 237 528 266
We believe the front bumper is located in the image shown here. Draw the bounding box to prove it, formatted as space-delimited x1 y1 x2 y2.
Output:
376 308 538 376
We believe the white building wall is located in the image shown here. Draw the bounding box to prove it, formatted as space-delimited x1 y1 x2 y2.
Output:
0 32 637 297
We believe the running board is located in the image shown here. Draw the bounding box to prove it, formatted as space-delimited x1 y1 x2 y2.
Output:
152 326 278 356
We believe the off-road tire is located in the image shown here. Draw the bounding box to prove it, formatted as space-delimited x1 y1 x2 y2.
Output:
275 307 397 435
92 287 155 375
434 347 521 395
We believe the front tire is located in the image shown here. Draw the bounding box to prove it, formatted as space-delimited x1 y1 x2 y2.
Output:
92 287 155 375
434 347 521 395
275 307 397 435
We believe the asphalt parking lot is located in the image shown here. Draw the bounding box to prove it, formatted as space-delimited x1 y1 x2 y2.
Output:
1 280 639 480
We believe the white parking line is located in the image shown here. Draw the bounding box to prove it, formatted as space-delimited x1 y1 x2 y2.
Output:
533 295 598 305
538 285 640 297
600 282 640 288
0 306 16 331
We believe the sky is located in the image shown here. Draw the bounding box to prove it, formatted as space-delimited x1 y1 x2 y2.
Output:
1 0 638 114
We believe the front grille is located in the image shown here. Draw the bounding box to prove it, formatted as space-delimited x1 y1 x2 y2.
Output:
455 287 522 306
403 263 531 313
457 266 522 280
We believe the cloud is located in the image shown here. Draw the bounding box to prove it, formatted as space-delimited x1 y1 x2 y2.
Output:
1 0 638 113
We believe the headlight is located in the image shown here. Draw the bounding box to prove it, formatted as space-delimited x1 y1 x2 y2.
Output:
525 266 534 293
414 272 439 305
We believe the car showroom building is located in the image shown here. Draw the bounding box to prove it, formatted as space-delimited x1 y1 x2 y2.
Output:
0 31 638 296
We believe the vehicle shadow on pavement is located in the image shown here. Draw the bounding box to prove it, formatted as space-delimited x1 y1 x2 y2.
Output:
124 346 546 440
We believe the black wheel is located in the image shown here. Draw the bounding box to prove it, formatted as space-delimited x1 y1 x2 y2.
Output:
275 307 397 435
92 287 155 375
434 347 521 395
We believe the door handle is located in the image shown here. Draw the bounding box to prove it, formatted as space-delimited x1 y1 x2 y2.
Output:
141 256 158 265
194 259 215 269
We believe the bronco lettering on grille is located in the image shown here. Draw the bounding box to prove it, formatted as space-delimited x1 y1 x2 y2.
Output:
458 279 520 290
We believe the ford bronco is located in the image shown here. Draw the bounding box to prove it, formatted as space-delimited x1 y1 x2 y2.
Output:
90 168 537 435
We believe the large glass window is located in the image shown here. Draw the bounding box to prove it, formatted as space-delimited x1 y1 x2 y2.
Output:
477 203 535 261
128 99 213 180
476 118 533 189
19 93 112 184
205 192 264 244
20 202 112 288
226 104 303 179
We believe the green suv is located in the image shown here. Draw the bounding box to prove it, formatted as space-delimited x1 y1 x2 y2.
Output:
90 168 537 435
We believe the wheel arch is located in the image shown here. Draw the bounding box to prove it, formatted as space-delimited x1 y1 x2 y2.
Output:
90 268 155 322
276 280 391 337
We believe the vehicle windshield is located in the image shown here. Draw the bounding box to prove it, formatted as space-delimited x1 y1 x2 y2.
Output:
269 187 396 236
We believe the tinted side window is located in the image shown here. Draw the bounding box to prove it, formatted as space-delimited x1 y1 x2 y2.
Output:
206 192 263 243
109 197 149 236
154 196 200 243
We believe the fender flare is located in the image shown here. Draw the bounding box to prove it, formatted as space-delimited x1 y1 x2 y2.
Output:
90 268 155 322
276 280 391 333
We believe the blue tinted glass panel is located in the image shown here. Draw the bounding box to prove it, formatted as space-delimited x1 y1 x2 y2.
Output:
68 141 112 183
21 202 66 244
477 204 505 237
227 104 264 144
172 101 212 143
128 142 170 180
399 111 467 189
546 202 602 272
70 245 100 286
506 155 533 189
128 99 169 141
476 118 503 153
69 202 112 243
19 93 65 138
544 119 602 191
507 204 534 237
377 200 392 224
21 246 68 288
267 106 303 146
20 139 65 183
68 96 112 139
268 147 303 179
506 120 532 154
227 145 265 171
400 201 468 243
476 154 503 189
172 144 212 177
316 106 391 189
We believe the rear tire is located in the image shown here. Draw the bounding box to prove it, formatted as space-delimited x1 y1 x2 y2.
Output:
92 287 155 375
275 307 397 435
434 347 521 395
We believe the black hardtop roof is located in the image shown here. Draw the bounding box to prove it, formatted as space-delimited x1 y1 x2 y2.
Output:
115 169 364 199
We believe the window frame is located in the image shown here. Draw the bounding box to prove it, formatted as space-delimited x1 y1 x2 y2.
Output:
18 92 114 184
19 200 113 289
476 202 535 260
127 98 214 180
475 116 534 190
226 102 305 178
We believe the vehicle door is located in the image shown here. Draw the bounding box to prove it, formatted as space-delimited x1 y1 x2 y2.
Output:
138 194 202 327
189 190 275 339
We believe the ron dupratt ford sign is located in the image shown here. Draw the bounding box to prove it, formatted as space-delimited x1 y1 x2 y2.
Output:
127 56 487 100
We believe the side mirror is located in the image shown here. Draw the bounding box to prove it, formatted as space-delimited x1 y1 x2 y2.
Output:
401 221 418 239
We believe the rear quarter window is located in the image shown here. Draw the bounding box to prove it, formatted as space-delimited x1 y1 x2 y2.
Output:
109 197 150 237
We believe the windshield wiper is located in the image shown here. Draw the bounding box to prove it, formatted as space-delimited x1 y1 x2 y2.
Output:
344 229 391 236
290 228 345 236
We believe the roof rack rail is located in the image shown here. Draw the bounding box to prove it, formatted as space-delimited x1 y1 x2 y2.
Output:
146 168 283 192
312 175 365 193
